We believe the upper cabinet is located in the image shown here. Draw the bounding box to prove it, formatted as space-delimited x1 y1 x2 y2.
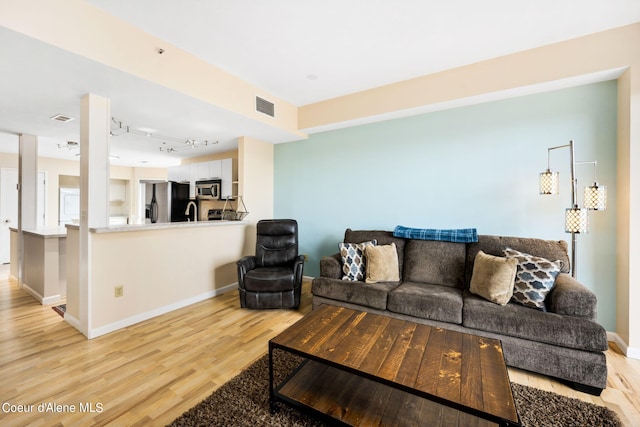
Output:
208 161 222 180
167 164 191 183
221 158 233 199
168 157 235 199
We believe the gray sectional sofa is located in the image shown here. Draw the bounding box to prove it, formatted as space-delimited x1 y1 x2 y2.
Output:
311 229 608 395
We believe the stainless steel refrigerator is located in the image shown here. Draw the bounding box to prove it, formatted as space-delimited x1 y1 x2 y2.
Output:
143 181 191 223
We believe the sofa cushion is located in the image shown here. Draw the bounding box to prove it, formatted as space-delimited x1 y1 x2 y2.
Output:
504 248 562 311
463 292 607 352
469 251 517 305
403 239 466 288
339 240 376 281
365 243 400 284
465 235 570 289
344 229 405 280
311 277 399 310
387 282 463 324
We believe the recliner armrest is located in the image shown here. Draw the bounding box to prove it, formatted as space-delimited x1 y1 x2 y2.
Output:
237 256 257 274
293 255 305 285
320 253 342 279
548 273 598 320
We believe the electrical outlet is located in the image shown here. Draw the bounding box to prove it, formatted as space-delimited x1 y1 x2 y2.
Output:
114 285 124 298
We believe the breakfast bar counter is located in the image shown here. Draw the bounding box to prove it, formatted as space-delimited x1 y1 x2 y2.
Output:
88 219 247 233
64 219 251 338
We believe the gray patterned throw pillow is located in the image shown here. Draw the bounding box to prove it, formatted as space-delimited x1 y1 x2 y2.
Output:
503 248 562 311
339 240 377 281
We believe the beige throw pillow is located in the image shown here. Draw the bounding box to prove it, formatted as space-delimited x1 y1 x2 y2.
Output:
365 243 400 284
470 251 518 305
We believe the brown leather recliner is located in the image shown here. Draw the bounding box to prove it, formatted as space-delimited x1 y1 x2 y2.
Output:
237 219 304 309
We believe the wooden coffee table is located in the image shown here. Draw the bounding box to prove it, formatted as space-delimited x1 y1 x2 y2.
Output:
269 304 520 426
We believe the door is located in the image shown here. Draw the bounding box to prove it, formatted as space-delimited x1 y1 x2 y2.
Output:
0 169 46 264
0 169 18 264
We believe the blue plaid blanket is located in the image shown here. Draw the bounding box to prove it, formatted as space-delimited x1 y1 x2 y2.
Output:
393 226 478 243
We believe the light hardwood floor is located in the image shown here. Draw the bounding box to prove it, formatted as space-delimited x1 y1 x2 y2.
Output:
0 264 638 426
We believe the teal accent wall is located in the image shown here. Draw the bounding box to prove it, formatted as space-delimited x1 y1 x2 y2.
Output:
275 81 617 331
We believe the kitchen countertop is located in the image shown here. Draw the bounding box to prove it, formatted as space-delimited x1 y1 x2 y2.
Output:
10 227 68 238
65 220 247 234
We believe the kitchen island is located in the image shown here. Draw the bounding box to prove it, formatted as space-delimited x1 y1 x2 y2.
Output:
10 227 67 305
65 220 251 338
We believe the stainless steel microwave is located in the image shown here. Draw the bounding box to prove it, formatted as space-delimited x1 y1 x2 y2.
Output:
196 179 221 200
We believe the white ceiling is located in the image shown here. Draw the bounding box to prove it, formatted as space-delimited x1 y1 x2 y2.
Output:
1 0 639 167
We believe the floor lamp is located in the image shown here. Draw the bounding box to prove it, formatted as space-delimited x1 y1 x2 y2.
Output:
539 140 607 277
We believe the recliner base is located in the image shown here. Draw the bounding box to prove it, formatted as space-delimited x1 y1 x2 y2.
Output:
239 288 300 310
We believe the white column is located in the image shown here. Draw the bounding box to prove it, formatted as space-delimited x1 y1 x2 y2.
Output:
78 93 110 337
18 133 38 286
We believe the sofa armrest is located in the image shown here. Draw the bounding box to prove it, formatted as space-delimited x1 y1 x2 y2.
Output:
548 273 598 320
320 253 342 279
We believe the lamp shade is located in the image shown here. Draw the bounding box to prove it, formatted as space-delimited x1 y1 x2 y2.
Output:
565 206 588 233
539 169 559 194
584 182 607 210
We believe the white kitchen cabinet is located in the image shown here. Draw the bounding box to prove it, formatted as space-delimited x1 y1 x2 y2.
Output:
189 160 222 181
168 164 190 183
197 162 211 180
167 166 179 182
208 160 222 179
221 158 233 199
169 158 234 199
189 163 199 183
188 164 198 199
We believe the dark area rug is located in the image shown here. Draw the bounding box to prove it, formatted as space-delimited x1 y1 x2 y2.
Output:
52 304 66 318
168 352 623 427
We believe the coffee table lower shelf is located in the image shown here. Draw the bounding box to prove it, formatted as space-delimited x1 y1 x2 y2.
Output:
273 359 500 427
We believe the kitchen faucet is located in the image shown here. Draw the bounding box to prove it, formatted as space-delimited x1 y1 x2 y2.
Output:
185 201 198 222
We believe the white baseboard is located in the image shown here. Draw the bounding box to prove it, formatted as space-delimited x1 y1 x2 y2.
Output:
64 313 81 332
42 294 63 305
20 283 43 303
608 331 640 360
87 283 239 339
20 283 62 305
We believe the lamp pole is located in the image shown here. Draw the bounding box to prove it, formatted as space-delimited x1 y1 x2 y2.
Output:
568 140 578 278
541 139 606 279
544 140 578 277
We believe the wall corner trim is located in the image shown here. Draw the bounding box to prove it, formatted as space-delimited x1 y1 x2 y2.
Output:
608 331 640 360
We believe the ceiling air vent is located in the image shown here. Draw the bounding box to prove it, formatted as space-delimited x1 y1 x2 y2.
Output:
50 114 74 123
255 96 275 118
